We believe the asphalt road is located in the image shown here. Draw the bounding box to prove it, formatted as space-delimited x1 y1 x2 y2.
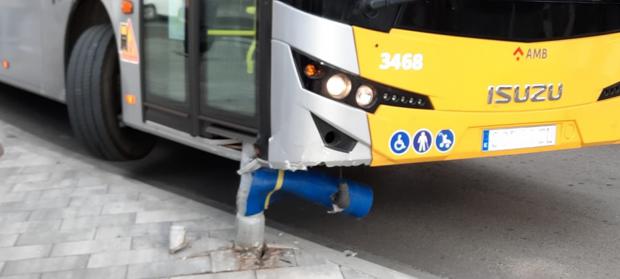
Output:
1 83 620 279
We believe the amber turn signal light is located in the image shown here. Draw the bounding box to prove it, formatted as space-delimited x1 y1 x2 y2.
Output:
304 64 322 79
1 60 9 70
121 0 134 14
125 94 137 105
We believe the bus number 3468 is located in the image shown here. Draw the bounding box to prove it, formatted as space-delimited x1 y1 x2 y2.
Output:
379 52 424 71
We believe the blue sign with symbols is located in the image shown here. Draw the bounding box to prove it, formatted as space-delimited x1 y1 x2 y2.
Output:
436 129 455 153
389 131 410 155
412 129 433 154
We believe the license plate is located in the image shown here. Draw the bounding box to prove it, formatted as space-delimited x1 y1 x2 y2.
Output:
482 125 557 152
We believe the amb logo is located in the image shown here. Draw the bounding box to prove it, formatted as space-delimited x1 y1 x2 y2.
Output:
513 47 548 61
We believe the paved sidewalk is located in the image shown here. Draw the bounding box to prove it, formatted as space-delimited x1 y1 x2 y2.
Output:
0 121 421 279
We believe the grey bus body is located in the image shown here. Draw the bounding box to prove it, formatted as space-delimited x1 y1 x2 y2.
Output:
0 0 371 169
0 0 76 101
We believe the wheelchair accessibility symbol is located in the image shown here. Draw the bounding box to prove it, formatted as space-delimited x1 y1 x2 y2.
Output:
389 130 410 156
412 129 433 154
436 129 455 153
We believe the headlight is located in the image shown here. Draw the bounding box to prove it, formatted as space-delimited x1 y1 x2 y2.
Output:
294 51 433 112
324 74 352 100
355 85 376 108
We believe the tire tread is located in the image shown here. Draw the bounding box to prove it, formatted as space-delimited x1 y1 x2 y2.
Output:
66 24 154 160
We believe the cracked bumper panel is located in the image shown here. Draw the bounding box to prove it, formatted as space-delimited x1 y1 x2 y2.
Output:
268 41 372 170
268 3 372 169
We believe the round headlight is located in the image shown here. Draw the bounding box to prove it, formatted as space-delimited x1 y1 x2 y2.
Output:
325 74 352 100
355 85 376 108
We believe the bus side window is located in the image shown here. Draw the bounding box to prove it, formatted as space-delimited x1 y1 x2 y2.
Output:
143 0 188 104
201 1 218 54
200 0 258 122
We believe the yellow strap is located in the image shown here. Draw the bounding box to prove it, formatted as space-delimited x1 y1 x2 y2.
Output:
264 170 285 210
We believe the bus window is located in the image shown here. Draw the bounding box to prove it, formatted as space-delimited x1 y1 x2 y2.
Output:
141 0 258 134
200 0 257 125
143 0 188 105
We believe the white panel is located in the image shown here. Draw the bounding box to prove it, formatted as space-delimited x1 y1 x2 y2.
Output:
272 1 359 75
483 125 557 152
269 41 371 170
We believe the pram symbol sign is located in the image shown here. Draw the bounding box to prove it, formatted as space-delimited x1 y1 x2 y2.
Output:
436 129 455 153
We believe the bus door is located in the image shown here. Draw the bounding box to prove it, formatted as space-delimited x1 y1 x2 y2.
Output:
142 0 260 139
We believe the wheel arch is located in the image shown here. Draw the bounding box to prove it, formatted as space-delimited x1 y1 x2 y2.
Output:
64 0 116 74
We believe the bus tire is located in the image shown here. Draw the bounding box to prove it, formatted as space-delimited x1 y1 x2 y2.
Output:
66 24 155 161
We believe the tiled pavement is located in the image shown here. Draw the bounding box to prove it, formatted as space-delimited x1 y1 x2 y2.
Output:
0 121 419 279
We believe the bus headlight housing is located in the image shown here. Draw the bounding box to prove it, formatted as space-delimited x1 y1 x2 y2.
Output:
325 74 352 100
293 50 433 113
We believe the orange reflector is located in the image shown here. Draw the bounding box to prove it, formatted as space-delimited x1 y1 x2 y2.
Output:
121 0 134 14
304 64 319 78
125 94 137 105
1 60 9 70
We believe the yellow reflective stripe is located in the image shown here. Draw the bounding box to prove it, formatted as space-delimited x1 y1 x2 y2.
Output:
207 29 255 37
264 170 285 210
245 40 257 74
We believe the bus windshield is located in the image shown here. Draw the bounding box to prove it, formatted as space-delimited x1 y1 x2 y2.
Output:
396 0 620 41
282 0 620 41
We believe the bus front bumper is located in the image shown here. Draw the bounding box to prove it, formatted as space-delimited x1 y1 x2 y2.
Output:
368 97 620 167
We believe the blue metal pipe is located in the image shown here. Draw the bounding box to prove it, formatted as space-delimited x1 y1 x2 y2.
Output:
244 169 374 218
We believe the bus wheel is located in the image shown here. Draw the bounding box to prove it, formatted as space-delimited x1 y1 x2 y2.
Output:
66 25 155 161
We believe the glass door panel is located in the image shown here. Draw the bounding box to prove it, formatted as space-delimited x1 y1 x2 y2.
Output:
141 0 260 135
200 0 258 127
143 0 188 107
